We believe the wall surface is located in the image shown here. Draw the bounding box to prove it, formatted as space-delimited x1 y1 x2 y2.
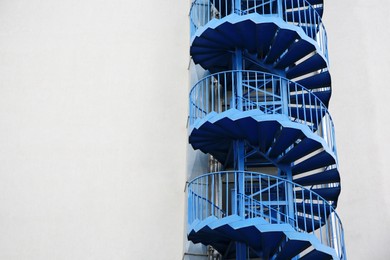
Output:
326 1 390 259
0 0 188 259
0 0 389 259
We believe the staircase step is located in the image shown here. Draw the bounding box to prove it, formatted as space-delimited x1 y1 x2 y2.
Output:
268 128 302 158
296 71 331 90
235 20 258 53
295 186 341 202
297 215 323 232
265 29 297 64
262 232 285 259
285 0 323 10
300 249 333 260
191 33 226 49
214 22 243 48
285 8 324 25
289 89 331 108
294 168 340 186
298 24 318 39
277 138 322 164
291 150 335 175
296 202 329 219
256 23 279 59
214 117 246 138
275 40 315 69
258 121 280 153
289 106 327 125
201 54 231 70
237 117 262 145
274 240 310 260
287 53 327 79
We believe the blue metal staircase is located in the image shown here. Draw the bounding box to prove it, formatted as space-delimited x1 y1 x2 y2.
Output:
186 0 346 259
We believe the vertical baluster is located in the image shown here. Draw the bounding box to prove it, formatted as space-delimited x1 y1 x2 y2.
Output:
308 90 313 131
276 178 280 223
268 176 271 222
273 75 276 114
261 0 265 14
217 74 220 113
329 208 335 248
308 2 313 38
234 171 237 215
318 196 323 243
302 86 307 127
295 83 298 122
302 189 307 232
315 97 319 132
309 191 314 234
263 73 266 113
206 77 209 114
324 201 330 247
224 72 227 111
291 0 295 24
260 174 263 217
207 175 210 217
226 172 229 216
212 76 215 112
335 217 340 256
232 71 236 109
196 179 199 220
293 184 298 229
219 173 222 217
211 174 214 216
255 72 258 110
208 0 210 22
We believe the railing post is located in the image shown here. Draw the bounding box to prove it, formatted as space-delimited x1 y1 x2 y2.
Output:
234 0 240 14
232 52 247 258
281 77 289 116
285 168 296 227
277 0 284 18
233 50 243 111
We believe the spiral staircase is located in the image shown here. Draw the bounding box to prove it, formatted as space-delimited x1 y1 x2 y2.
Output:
186 0 346 259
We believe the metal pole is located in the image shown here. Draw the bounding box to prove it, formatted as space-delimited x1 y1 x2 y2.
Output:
232 48 247 260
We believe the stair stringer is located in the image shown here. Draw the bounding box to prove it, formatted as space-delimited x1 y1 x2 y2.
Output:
188 215 339 259
190 13 329 73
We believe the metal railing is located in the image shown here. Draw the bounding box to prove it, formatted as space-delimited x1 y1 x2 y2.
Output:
187 171 346 259
189 0 328 60
189 70 336 153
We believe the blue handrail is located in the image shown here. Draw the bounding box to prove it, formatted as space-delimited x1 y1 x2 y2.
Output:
189 70 337 154
189 0 328 60
187 171 346 259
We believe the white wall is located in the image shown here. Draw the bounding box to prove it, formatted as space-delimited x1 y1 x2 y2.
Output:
326 1 390 259
0 0 188 259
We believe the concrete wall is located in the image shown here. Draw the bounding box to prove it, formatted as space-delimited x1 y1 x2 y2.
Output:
0 0 188 259
326 1 390 259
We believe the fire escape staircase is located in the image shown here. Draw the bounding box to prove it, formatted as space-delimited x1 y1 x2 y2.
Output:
186 0 346 259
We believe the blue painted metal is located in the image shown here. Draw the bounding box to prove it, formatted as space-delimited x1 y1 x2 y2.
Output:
186 0 346 259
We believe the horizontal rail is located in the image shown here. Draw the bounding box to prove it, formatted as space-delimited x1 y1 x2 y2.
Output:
189 70 336 153
187 171 345 259
189 0 328 60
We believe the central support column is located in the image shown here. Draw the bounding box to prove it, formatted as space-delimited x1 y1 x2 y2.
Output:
233 48 247 260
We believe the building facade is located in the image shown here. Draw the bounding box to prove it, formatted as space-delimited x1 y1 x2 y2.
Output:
185 0 346 259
